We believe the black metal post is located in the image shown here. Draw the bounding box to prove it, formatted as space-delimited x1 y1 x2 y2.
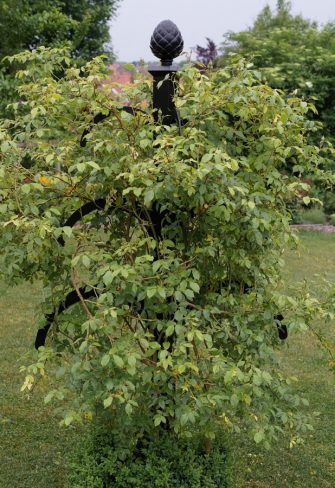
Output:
148 65 177 125
149 20 184 125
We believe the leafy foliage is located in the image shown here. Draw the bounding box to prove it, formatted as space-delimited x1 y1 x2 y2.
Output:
0 0 120 61
66 421 229 488
220 0 335 143
0 0 120 117
0 48 333 447
299 207 327 225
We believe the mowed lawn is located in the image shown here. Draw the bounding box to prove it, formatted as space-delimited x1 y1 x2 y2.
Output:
233 231 335 488
0 231 334 488
0 282 81 488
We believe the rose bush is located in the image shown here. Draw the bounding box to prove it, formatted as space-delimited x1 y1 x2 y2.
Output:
0 48 334 452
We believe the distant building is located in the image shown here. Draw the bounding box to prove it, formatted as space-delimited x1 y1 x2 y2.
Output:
104 63 150 108
108 64 134 92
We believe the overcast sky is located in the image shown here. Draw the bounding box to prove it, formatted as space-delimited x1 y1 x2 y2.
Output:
110 0 335 62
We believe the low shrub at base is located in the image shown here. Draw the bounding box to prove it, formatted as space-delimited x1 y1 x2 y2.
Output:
66 427 229 488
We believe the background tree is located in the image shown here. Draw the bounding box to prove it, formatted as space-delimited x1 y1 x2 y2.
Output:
0 0 120 61
195 38 218 67
0 0 121 116
220 0 335 144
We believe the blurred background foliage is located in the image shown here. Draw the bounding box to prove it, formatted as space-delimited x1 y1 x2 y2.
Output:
217 0 335 222
0 0 120 117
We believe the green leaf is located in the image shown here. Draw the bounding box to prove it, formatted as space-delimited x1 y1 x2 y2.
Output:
152 260 162 273
21 184 30 194
184 289 194 300
140 139 151 149
194 330 204 341
64 414 74 426
103 270 113 286
254 431 265 444
125 403 133 415
165 323 175 337
230 394 239 407
82 255 90 268
63 226 72 238
44 391 54 404
87 161 100 170
113 355 124 368
154 414 166 426
201 153 212 163
175 291 184 302
101 354 110 367
189 282 200 293
128 356 136 368
104 396 113 408
144 189 155 207
157 287 166 299
146 287 156 298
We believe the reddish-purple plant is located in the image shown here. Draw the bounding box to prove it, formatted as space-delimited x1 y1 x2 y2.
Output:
195 38 218 67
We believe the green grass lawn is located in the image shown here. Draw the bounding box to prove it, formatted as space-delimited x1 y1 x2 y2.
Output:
0 282 81 488
0 231 334 487
232 231 335 488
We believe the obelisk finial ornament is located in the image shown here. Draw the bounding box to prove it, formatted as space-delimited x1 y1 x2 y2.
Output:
150 20 184 66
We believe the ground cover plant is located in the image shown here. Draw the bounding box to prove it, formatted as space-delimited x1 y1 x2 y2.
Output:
1 48 335 485
66 427 230 487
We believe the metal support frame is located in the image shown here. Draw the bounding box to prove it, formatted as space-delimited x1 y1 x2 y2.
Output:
35 20 287 349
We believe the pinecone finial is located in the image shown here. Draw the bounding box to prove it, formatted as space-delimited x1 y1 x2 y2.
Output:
150 20 184 66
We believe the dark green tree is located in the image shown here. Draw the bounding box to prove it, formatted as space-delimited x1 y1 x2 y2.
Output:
220 1 335 143
0 0 120 61
0 0 120 116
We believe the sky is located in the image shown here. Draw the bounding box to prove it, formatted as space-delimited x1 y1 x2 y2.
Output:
110 0 335 62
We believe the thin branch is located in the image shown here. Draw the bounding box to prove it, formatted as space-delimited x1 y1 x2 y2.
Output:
71 270 93 319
